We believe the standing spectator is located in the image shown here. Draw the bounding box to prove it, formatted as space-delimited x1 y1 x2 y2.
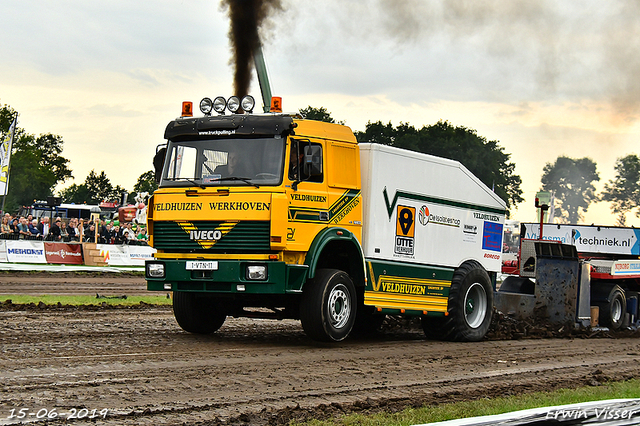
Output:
60 221 69 241
49 217 62 241
38 217 51 239
100 222 114 244
28 219 41 239
10 218 20 238
18 217 30 239
136 227 148 244
67 218 78 242
84 223 96 242
1 215 12 237
113 225 124 244
123 222 136 244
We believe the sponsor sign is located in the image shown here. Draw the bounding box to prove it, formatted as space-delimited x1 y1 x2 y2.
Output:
128 245 156 262
482 221 503 252
0 240 7 263
96 244 156 266
44 242 83 264
6 240 47 264
610 260 640 276
395 205 415 255
523 223 640 256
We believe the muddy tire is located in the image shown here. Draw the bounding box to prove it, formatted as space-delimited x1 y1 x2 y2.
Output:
300 269 357 342
173 291 227 334
596 286 626 330
422 260 493 342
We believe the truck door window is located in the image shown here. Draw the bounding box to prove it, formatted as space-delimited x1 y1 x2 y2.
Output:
166 146 197 180
289 140 323 183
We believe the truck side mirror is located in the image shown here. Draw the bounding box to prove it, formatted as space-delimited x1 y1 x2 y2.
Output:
303 145 322 177
153 147 167 184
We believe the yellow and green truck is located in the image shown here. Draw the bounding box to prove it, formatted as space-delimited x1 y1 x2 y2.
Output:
145 96 507 342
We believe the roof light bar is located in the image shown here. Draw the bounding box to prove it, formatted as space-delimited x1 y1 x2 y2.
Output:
200 95 260 115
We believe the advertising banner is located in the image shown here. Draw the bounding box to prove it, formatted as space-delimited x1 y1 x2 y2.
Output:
97 244 129 266
96 244 155 266
0 240 7 262
127 245 156 264
6 240 47 263
44 242 83 265
523 223 640 256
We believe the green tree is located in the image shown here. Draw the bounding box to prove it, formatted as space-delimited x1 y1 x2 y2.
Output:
355 120 524 213
62 170 125 204
541 156 600 223
58 183 91 204
0 103 73 212
600 154 640 226
299 106 344 124
133 170 158 194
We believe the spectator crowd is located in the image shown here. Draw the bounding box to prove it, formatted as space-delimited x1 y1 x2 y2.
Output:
0 213 149 245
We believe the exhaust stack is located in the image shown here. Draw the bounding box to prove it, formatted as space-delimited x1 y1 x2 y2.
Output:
253 45 272 113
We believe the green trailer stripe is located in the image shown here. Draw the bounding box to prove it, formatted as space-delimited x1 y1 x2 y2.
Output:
383 187 506 219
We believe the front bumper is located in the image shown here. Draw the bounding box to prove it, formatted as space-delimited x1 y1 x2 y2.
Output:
145 259 308 294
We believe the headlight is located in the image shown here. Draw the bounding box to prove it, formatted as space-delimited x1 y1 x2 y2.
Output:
246 264 267 280
146 263 165 278
241 95 255 113
199 97 213 115
213 96 227 114
227 96 240 113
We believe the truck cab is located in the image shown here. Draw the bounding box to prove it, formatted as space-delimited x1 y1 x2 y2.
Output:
146 102 365 341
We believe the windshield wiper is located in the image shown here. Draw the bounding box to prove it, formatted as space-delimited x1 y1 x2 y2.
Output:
209 176 259 188
164 177 206 189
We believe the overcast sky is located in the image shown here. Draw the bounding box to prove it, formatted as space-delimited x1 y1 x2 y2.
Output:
2 0 640 225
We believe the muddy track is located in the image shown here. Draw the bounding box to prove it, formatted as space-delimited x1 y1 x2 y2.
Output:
1 274 640 425
0 272 148 296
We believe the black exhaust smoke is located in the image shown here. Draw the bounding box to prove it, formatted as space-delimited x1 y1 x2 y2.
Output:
220 0 281 99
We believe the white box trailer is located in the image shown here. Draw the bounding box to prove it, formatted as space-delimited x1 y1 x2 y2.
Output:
359 143 507 273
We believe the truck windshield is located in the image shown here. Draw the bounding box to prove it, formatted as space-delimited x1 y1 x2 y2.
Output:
160 137 285 187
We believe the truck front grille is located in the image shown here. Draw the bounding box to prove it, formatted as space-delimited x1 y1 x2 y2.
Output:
152 221 271 252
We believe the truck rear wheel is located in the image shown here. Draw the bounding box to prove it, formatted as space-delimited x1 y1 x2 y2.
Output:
300 269 357 342
173 291 227 334
422 260 493 342
596 286 626 330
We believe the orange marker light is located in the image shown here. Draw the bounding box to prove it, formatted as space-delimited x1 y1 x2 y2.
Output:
182 101 193 117
270 96 282 113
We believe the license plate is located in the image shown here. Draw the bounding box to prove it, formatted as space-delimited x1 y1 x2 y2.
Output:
186 261 219 270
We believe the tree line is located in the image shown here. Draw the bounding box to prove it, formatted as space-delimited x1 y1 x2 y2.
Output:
0 100 635 225
0 103 156 211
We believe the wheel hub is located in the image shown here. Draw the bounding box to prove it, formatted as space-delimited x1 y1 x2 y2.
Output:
328 285 351 329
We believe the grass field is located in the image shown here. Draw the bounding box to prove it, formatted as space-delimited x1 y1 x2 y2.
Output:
292 379 640 426
0 294 172 306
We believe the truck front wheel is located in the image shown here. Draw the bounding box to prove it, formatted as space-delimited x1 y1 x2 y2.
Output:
300 269 357 342
596 286 626 330
173 291 227 334
422 260 493 342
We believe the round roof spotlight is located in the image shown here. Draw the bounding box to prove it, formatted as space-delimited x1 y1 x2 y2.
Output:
199 97 213 115
227 96 241 113
213 96 227 114
241 95 255 113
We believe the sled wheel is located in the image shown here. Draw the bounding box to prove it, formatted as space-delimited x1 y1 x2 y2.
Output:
598 286 626 330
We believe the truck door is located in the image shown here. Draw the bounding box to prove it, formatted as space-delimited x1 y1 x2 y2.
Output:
285 139 329 251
